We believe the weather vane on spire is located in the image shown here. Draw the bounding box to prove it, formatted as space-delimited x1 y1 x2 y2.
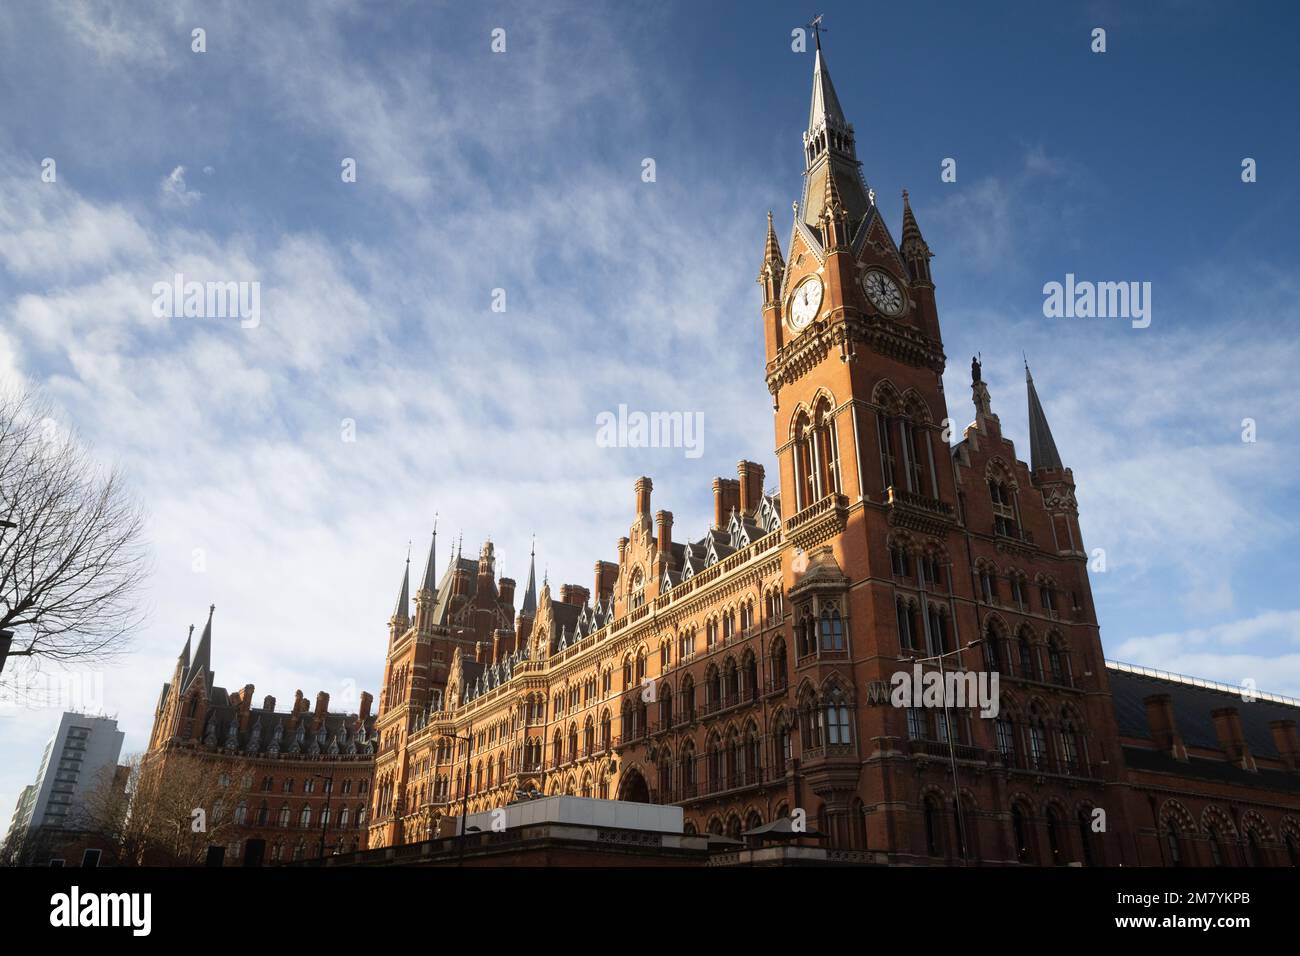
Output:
808 13 826 49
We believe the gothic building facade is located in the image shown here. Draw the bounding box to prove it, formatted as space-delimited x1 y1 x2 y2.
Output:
146 607 378 863
365 39 1300 865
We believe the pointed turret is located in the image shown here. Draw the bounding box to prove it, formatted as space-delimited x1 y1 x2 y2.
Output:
758 210 786 310
900 189 933 283
184 606 214 693
520 539 538 617
177 624 193 672
414 523 439 632
391 554 411 632
418 524 438 595
1025 363 1064 472
820 159 849 249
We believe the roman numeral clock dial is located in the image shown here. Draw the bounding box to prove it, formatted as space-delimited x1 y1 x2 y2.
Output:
863 269 904 316
789 276 824 332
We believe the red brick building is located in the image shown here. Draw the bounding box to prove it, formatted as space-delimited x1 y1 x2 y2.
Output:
359 37 1300 866
146 606 377 863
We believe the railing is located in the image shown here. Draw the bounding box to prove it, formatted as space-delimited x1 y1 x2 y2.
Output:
785 493 848 534
995 749 1102 780
886 486 954 520
905 738 985 762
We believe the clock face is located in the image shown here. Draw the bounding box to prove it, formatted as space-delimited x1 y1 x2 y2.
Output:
789 276 824 331
863 270 905 316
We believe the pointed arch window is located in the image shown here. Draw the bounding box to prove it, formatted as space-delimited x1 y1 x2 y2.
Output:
989 478 1019 537
927 605 950 655
896 599 919 652
825 689 851 745
819 606 845 651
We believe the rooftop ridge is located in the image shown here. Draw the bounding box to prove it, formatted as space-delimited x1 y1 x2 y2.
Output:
1106 659 1300 709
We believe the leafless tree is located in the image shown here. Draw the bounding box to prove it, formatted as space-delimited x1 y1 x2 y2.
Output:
76 753 249 866
0 385 149 673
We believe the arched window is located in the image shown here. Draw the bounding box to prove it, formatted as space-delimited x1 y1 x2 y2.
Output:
1207 826 1224 866
299 805 312 829
1165 819 1184 866
256 800 268 826
927 605 949 655
819 607 845 651
1048 636 1069 685
680 675 696 721
1245 828 1262 867
1078 809 1095 866
1011 804 1032 863
1046 807 1065 865
896 599 919 651
774 717 792 775
659 686 673 728
277 803 290 828
989 477 1018 537
995 717 1016 762
983 621 1004 671
825 688 851 745
1017 630 1037 679
924 796 945 857
770 638 788 691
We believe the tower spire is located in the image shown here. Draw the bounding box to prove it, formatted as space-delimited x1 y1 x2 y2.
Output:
799 30 870 237
520 536 538 617
1025 361 1064 472
419 519 439 595
184 605 214 692
392 553 411 623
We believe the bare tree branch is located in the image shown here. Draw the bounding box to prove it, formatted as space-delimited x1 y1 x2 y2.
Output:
0 384 150 670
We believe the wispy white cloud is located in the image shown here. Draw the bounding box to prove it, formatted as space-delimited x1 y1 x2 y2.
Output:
159 165 201 208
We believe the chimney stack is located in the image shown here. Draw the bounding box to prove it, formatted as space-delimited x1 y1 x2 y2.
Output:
713 478 741 528
559 584 590 607
359 691 373 721
263 695 276 712
655 510 674 555
635 477 653 520
475 642 486 664
1143 694 1188 761
1270 720 1300 771
594 561 618 601
1212 707 1256 770
737 460 766 514
498 576 516 608
315 691 330 718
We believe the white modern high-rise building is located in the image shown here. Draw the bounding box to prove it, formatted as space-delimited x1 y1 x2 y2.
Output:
3 712 124 848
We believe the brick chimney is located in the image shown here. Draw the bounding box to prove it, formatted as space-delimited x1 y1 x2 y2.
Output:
1211 707 1255 770
262 695 276 712
475 642 486 664
594 561 618 601
314 691 330 719
655 510 673 555
737 460 765 514
498 576 516 608
635 476 653 520
713 477 740 528
1143 694 1187 761
1270 720 1300 771
359 691 373 721
559 584 590 607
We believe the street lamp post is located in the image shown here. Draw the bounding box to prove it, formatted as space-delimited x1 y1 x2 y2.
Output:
900 639 983 864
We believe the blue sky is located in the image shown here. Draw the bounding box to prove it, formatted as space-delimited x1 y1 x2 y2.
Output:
1 0 1298 820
